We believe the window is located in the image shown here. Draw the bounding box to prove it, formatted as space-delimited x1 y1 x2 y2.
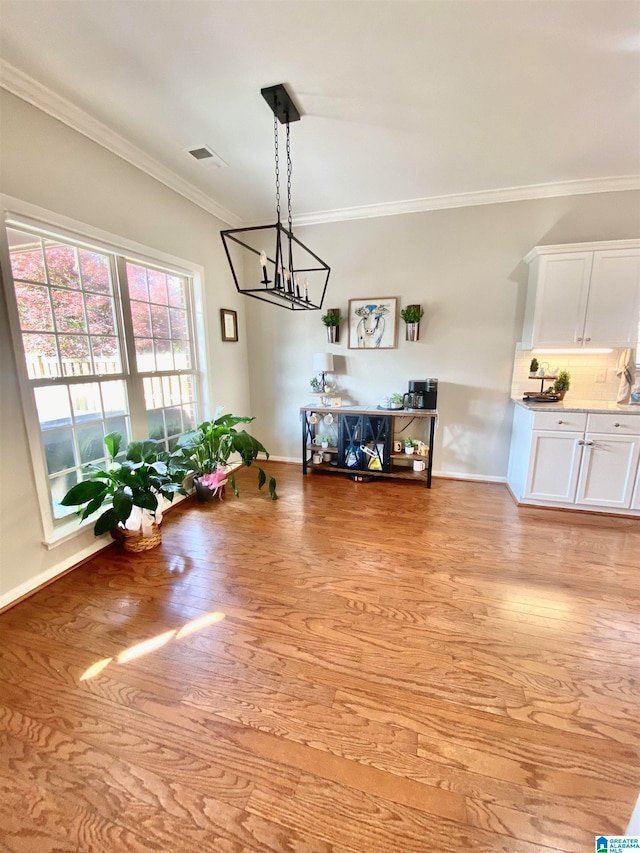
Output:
2 214 200 535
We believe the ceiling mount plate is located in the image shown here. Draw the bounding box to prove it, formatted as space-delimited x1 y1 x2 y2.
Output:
261 84 301 124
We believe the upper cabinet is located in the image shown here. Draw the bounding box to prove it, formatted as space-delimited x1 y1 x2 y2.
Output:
521 240 640 348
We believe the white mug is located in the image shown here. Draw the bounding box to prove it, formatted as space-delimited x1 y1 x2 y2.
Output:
393 440 402 452
313 452 322 464
413 459 426 472
323 452 331 462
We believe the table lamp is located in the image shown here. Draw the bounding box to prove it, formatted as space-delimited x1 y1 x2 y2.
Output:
312 352 334 391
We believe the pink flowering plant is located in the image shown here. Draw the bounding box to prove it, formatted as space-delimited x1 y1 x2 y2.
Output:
174 407 277 500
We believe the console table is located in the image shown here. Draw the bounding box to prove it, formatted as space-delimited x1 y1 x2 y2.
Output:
300 405 437 488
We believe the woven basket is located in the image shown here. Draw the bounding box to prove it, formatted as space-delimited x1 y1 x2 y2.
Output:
111 523 162 553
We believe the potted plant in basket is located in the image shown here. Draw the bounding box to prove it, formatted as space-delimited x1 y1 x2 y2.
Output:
60 432 187 552
173 407 277 501
400 304 424 341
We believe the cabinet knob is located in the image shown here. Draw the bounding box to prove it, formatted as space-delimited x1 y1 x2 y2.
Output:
586 440 594 446
585 336 591 342
614 422 620 428
578 439 585 446
557 420 564 424
576 337 583 342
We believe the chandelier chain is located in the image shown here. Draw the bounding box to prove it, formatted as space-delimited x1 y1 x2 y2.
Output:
274 112 281 223
286 119 293 233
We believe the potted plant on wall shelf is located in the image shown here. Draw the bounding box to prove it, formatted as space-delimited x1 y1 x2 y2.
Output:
173 408 277 501
529 358 539 377
321 309 340 343
400 304 424 341
60 432 187 552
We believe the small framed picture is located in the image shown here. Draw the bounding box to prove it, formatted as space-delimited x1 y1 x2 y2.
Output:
220 308 238 342
348 297 398 349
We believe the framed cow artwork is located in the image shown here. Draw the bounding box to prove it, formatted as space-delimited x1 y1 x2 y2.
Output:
348 297 398 349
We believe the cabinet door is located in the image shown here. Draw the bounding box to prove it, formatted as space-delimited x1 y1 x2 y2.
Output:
631 462 640 511
525 431 583 502
576 434 640 508
531 253 592 346
584 250 640 347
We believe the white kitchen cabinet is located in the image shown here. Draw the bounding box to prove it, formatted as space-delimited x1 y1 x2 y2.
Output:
632 464 640 512
575 433 640 508
508 405 640 515
525 430 583 502
521 240 640 348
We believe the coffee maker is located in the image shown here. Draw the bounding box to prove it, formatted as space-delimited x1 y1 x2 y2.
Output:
403 379 438 410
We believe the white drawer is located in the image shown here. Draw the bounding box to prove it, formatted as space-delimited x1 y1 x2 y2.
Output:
532 411 588 432
587 413 640 436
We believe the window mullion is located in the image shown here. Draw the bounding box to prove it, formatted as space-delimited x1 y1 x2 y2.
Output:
115 255 147 440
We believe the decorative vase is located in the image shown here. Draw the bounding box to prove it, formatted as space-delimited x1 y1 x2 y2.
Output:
405 322 419 342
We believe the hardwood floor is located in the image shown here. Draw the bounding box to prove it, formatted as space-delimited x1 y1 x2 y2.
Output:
1 464 639 852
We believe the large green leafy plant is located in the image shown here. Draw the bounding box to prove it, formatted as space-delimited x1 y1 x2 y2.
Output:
174 408 277 499
61 432 187 535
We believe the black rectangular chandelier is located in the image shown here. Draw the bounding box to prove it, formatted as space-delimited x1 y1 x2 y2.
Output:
220 84 331 311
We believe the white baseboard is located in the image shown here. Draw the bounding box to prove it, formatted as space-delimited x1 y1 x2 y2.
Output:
433 470 507 484
0 537 110 611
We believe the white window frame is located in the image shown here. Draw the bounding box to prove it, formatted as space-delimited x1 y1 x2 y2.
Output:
0 195 210 547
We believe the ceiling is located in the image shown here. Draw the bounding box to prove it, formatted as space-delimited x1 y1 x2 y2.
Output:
1 1 639 227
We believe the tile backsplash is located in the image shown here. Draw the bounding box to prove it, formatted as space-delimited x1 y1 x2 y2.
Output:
511 349 631 401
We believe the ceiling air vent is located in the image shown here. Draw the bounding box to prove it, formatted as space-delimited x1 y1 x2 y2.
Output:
185 145 227 169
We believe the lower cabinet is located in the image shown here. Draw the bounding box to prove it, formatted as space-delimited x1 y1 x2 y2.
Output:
509 406 640 514
632 465 640 511
526 430 583 502
575 434 640 508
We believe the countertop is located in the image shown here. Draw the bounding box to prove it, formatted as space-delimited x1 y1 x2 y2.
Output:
513 398 640 414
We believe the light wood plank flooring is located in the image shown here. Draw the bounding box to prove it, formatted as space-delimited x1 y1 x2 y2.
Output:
1 464 639 852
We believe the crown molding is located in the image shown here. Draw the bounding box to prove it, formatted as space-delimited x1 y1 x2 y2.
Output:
0 60 243 228
2 61 638 231
293 175 640 227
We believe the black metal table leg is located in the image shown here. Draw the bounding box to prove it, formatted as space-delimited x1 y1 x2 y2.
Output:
301 412 308 474
427 415 436 488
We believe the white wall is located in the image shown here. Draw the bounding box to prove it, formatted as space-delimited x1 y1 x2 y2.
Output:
246 191 640 478
0 91 246 604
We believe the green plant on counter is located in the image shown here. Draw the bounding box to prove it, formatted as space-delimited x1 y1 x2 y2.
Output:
553 370 571 393
404 437 414 448
529 358 539 374
389 393 403 406
310 376 323 391
321 312 340 327
400 305 424 324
